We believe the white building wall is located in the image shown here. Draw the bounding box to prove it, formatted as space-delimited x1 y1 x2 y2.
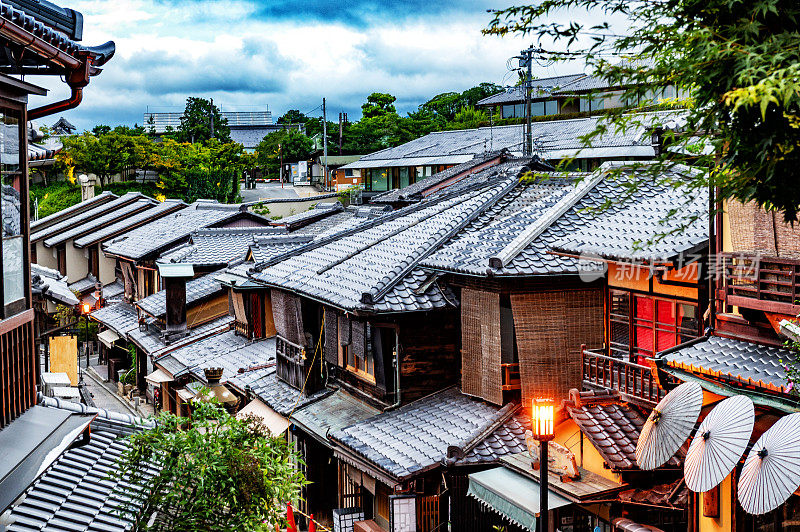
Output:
65 239 88 282
99 249 116 286
35 241 57 270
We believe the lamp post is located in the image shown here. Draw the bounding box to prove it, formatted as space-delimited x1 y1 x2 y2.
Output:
81 302 91 373
531 398 555 532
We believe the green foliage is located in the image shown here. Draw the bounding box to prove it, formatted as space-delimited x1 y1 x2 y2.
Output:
113 400 306 531
176 97 231 144
277 109 309 124
449 106 489 130
485 0 800 221
30 181 82 218
361 92 397 119
254 130 314 178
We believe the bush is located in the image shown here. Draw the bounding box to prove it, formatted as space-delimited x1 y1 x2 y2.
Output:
30 182 82 218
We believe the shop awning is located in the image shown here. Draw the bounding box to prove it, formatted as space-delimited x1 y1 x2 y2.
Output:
97 329 121 348
467 467 572 532
238 399 289 435
144 368 173 385
176 388 195 402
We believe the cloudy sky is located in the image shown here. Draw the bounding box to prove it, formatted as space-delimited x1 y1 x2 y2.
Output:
30 0 590 131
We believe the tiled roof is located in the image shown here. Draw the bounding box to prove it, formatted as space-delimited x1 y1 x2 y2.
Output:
370 152 508 204
154 331 275 381
30 191 116 233
102 203 246 260
128 315 234 357
249 236 315 265
331 387 518 480
551 164 708 263
0 2 116 67
32 192 146 245
135 271 224 318
102 280 124 303
457 414 530 466
89 303 138 337
160 227 285 267
31 264 78 306
476 74 587 105
249 182 508 313
270 201 345 229
290 389 380 444
566 390 680 470
68 274 98 294
343 111 682 170
73 199 187 249
424 162 706 276
42 197 156 248
660 336 791 394
5 397 155 532
229 369 330 417
552 74 611 94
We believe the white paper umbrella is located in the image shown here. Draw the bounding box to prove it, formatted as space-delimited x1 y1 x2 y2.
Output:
738 412 800 515
636 381 703 470
684 395 754 492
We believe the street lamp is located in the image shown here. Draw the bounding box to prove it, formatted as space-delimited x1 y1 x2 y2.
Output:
531 398 555 532
81 302 92 373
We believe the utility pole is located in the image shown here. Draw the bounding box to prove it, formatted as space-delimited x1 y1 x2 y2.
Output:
338 112 343 155
210 97 215 139
322 98 328 190
519 47 534 157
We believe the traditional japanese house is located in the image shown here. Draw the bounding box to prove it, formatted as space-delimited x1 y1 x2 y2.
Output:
0 0 161 524
102 201 269 301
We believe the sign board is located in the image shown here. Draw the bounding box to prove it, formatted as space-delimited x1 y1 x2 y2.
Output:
49 335 78 386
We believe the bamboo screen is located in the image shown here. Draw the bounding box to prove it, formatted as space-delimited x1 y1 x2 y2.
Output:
270 289 303 344
461 288 503 405
324 308 338 364
728 200 800 259
511 289 603 406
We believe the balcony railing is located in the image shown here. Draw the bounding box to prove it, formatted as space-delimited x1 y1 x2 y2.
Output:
501 362 521 391
722 252 800 316
275 335 323 395
582 348 663 405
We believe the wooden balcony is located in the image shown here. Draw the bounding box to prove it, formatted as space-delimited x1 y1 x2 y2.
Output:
501 362 521 391
275 335 322 395
582 348 663 405
722 252 800 316
234 319 252 338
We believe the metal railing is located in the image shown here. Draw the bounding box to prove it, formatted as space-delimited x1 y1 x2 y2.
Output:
582 348 663 405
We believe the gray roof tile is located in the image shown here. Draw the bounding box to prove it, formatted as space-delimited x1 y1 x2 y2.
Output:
42 198 157 248
135 271 224 318
89 303 138 337
661 336 791 394
476 74 587 105
229 369 330 417
128 315 234 357
331 388 515 480
31 193 147 245
73 200 187 249
30 192 116 234
160 227 285 267
102 203 246 260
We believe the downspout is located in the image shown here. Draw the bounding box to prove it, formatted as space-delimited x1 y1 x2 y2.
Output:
391 328 401 408
28 52 91 120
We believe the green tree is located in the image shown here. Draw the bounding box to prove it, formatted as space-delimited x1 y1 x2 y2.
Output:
461 82 504 108
361 92 397 119
113 399 306 531
421 92 463 121
92 124 111 136
177 97 231 144
485 0 800 220
277 109 309 124
448 106 489 130
255 130 313 177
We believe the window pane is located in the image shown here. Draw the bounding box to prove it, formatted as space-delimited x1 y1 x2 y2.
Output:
545 100 558 115
656 300 676 326
656 328 677 352
1 109 23 308
399 167 409 188
532 101 545 116
502 105 515 118
3 235 23 304
635 325 653 354
635 296 654 321
610 290 630 317
372 169 388 191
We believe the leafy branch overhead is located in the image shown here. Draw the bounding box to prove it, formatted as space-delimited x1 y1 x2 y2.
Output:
485 0 800 221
